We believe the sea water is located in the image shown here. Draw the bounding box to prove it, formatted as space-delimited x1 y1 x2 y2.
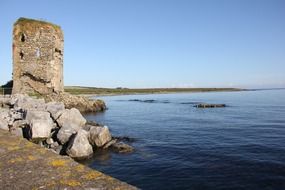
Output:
83 89 285 190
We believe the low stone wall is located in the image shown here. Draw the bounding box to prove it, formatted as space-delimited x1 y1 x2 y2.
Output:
0 129 137 190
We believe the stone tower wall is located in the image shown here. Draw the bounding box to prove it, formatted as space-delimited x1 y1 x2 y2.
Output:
12 18 64 95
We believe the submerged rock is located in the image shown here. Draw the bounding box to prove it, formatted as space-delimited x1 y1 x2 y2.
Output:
88 125 112 148
66 129 93 159
111 142 134 153
103 139 117 149
113 136 136 143
194 103 226 108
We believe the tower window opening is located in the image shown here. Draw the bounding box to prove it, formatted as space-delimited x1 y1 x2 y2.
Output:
20 33 26 42
20 51 24 60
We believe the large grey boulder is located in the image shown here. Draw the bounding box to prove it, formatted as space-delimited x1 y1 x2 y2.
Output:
29 119 53 139
56 108 86 128
66 129 93 159
45 101 65 120
25 110 52 124
24 110 54 140
57 123 81 144
88 126 112 147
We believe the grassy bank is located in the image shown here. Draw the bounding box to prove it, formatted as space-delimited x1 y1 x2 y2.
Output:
65 86 243 96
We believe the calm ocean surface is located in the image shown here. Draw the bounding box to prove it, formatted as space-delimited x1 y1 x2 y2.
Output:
83 89 285 190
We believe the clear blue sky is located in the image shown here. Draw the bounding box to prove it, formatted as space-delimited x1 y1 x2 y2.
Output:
1 0 285 88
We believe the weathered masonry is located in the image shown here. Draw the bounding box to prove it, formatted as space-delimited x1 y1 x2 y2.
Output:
12 18 64 95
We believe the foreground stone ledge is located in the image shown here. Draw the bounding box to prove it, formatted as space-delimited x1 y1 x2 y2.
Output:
0 129 137 190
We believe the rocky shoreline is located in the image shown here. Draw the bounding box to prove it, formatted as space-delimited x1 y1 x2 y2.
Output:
0 94 134 160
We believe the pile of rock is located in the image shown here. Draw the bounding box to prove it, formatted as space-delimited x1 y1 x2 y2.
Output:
44 92 106 112
0 94 133 160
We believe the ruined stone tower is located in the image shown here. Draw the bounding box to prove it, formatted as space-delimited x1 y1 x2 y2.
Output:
12 18 64 95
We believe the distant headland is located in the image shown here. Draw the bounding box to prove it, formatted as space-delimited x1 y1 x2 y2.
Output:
64 86 243 96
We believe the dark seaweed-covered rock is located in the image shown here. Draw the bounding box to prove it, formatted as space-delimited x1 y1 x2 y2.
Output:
194 103 226 108
112 136 136 143
111 142 134 153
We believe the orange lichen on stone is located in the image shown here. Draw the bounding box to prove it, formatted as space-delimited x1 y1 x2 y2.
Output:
75 164 85 172
8 157 24 163
60 179 81 187
82 171 102 180
38 149 46 154
0 139 20 146
50 159 67 167
7 146 20 151
25 142 34 148
45 181 56 188
27 155 37 161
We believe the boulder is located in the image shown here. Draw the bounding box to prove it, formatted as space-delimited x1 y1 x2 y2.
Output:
45 101 65 120
12 120 28 128
56 108 86 128
9 127 23 137
46 138 54 145
0 108 9 121
0 118 9 131
29 119 53 139
88 125 112 147
66 129 93 159
111 142 134 153
50 141 59 149
51 144 63 155
56 123 81 144
9 109 24 121
0 97 10 108
25 110 52 124
0 109 10 130
11 94 46 111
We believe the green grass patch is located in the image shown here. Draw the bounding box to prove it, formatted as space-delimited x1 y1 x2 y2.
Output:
64 86 242 96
